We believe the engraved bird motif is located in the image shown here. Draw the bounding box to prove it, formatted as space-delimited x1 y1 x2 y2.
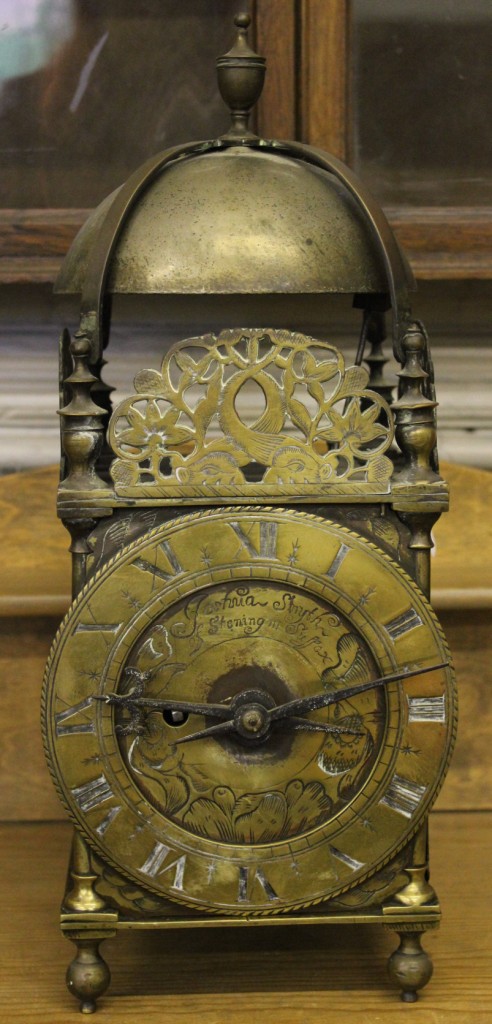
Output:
321 632 373 691
218 368 291 465
134 625 173 670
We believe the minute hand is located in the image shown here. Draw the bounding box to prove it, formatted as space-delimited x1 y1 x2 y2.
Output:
269 662 449 722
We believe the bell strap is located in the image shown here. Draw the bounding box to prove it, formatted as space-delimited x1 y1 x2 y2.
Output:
272 140 415 362
79 139 224 361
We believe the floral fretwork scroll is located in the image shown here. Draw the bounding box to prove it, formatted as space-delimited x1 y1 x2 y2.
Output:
108 328 394 499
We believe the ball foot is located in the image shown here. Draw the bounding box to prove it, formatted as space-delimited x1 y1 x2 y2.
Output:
387 929 433 1002
66 936 111 1014
401 990 418 1003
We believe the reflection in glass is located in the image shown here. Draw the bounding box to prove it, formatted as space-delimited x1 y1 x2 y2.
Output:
0 0 75 83
353 0 492 205
0 0 246 208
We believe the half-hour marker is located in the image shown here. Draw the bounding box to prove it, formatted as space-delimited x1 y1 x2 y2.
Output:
380 774 427 818
407 695 446 723
325 542 350 579
132 541 184 583
383 608 423 641
139 842 187 890
238 865 279 902
230 521 278 560
329 846 365 871
71 774 114 813
55 698 95 737
95 806 121 837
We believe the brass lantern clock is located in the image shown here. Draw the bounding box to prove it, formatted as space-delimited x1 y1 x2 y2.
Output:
42 15 456 1013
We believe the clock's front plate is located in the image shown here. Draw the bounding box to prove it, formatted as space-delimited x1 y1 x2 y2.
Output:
43 509 456 915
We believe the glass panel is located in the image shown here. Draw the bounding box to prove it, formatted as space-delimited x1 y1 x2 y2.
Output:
353 0 492 206
0 0 247 208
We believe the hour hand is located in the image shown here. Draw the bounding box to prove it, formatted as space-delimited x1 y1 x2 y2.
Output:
174 719 236 745
92 692 233 720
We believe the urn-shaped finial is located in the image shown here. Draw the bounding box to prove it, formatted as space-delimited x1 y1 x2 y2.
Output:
216 13 266 139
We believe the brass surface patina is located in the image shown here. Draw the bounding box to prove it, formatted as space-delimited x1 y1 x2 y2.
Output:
44 510 455 916
42 12 456 1013
108 328 394 499
55 148 394 298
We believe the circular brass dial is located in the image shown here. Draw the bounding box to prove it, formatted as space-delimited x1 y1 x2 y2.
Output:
43 509 456 915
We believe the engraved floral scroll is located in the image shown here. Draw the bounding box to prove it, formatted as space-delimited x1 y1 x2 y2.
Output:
108 328 394 498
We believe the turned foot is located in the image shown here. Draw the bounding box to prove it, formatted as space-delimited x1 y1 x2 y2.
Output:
387 929 433 1002
66 937 111 1013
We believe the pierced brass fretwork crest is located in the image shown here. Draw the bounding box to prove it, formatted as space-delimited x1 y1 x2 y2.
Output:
108 328 394 499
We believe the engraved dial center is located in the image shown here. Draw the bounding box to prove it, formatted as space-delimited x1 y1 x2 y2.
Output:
113 586 384 840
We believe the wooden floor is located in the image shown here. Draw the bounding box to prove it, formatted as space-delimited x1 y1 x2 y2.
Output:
1 814 491 1022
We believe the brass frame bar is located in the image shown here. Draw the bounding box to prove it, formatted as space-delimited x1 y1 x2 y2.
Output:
62 909 440 931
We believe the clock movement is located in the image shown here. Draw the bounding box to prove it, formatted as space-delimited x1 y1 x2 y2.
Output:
42 14 456 1013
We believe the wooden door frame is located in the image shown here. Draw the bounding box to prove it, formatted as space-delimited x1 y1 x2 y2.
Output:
1 0 491 284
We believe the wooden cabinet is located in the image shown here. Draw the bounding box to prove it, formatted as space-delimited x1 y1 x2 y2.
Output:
258 0 492 280
1 0 491 284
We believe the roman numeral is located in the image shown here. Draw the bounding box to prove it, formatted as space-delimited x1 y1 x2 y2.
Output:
95 806 121 837
237 865 279 903
407 695 446 723
170 854 187 891
139 842 186 890
71 774 114 813
325 542 350 579
55 698 95 737
139 841 169 877
230 521 278 560
383 608 423 641
74 623 123 635
380 774 427 818
132 541 184 583
329 846 365 871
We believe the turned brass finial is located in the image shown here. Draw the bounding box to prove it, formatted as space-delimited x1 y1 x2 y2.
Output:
58 329 110 494
64 831 106 913
216 12 266 140
363 313 395 408
392 324 440 484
